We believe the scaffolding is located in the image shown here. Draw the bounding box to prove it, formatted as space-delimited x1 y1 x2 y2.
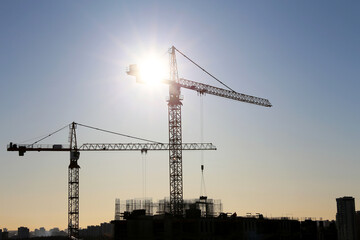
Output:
116 196 222 218
125 198 154 216
184 196 223 217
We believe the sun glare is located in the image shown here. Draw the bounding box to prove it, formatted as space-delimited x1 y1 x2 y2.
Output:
138 54 168 85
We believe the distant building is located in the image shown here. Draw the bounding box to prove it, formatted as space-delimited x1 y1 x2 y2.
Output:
100 222 113 237
0 229 8 240
17 227 29 239
318 220 337 240
35 227 45 237
336 196 357 240
356 211 360 240
34 227 47 237
0 229 9 240
50 228 67 237
49 228 60 236
300 219 317 240
6 230 16 239
79 222 113 238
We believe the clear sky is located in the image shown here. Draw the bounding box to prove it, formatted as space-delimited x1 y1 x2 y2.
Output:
1 0 359 231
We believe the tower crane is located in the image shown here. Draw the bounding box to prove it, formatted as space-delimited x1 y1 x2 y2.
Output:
7 122 216 239
127 46 272 216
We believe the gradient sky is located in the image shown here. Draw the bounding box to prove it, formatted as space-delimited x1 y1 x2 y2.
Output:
1 0 360 231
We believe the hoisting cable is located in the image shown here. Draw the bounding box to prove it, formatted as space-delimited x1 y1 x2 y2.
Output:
31 124 70 145
200 165 207 197
141 150 147 201
76 122 164 144
200 95 207 197
174 47 235 92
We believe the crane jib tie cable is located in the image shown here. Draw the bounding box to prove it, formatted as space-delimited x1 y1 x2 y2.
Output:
31 124 69 145
30 122 163 145
75 122 163 144
174 47 235 92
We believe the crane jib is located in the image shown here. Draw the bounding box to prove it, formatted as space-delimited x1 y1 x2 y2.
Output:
163 78 272 107
7 142 217 156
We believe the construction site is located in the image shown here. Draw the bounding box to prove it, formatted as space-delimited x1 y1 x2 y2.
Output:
3 0 359 239
7 46 279 240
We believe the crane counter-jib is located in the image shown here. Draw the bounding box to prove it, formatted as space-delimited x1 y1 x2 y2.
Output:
7 143 71 151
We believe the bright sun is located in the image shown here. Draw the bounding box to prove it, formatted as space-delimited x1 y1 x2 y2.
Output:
137 54 168 85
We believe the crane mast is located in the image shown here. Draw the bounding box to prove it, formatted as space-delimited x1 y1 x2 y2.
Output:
168 46 184 216
68 122 80 239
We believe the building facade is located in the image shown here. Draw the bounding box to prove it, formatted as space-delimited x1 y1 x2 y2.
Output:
17 227 29 239
336 196 357 240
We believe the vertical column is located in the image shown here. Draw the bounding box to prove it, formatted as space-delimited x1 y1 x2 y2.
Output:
68 163 79 239
168 103 183 215
68 122 80 239
168 46 184 216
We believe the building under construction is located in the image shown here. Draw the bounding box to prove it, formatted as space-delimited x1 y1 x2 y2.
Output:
115 196 223 219
112 209 337 240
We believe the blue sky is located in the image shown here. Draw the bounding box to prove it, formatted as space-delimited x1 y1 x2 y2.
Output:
1 0 359 230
